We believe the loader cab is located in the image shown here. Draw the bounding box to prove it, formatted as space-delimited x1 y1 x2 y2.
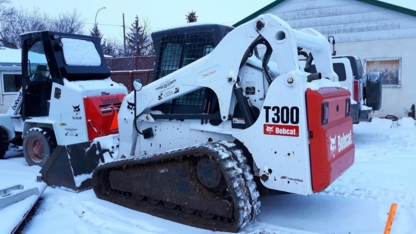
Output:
152 24 233 80
20 31 110 119
150 24 233 120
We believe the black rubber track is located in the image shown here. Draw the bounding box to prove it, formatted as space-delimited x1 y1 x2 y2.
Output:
92 141 260 232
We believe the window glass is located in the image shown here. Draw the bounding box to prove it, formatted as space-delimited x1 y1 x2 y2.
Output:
28 41 51 82
333 63 347 82
366 59 400 86
355 58 364 79
2 74 22 93
160 43 182 72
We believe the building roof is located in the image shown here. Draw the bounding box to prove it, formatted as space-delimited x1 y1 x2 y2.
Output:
233 0 416 27
0 47 21 64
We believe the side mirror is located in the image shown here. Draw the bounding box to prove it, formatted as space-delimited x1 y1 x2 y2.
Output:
367 72 381 83
133 78 142 91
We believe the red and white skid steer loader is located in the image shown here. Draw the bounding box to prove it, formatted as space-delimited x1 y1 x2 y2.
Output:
90 14 355 232
0 31 127 232
0 13 355 233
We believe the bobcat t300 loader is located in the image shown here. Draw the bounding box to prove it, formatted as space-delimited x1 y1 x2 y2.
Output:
90 14 355 232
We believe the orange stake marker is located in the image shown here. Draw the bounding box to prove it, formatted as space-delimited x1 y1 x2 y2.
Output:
384 203 398 234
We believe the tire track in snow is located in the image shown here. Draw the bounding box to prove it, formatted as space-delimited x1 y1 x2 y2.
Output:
320 184 416 233
71 200 166 234
243 223 320 234
321 184 416 209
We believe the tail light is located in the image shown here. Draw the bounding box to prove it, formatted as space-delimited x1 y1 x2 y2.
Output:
345 98 351 116
322 102 329 125
353 80 359 102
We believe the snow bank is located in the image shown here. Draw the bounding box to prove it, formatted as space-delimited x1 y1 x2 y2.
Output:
399 117 415 128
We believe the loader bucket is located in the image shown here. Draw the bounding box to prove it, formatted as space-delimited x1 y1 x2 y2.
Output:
39 141 103 192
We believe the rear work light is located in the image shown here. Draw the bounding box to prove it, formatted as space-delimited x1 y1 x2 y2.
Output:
345 98 351 116
353 80 359 102
322 102 329 125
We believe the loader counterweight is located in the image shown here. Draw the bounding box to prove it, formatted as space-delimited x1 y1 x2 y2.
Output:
306 87 355 192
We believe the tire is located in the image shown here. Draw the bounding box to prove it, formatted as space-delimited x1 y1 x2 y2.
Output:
0 127 9 159
409 104 416 119
23 127 56 166
365 74 382 111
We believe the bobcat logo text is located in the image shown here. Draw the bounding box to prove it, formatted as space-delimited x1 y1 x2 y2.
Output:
329 130 353 157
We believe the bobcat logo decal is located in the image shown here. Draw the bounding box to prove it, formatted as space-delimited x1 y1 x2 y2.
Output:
72 105 82 120
127 101 135 110
72 105 80 114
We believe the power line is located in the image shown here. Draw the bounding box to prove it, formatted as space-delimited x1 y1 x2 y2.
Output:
85 22 122 27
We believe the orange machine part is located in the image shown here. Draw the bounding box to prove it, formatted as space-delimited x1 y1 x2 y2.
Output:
306 87 355 192
84 93 126 141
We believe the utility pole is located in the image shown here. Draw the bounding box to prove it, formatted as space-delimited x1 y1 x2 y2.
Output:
122 13 126 55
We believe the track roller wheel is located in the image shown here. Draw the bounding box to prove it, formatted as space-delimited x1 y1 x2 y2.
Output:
163 201 176 209
133 194 144 200
147 197 160 205
199 211 215 220
23 127 56 166
196 157 225 192
180 206 195 214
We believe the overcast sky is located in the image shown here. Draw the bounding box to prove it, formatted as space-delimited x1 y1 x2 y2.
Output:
9 0 416 41
9 0 274 40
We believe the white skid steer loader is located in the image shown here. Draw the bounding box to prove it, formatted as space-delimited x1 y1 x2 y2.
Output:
0 31 128 231
90 14 356 232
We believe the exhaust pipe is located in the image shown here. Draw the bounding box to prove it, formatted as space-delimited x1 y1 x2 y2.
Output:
307 72 322 82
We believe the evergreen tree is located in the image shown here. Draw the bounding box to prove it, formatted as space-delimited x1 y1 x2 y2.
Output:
125 15 153 56
90 24 103 39
185 10 198 23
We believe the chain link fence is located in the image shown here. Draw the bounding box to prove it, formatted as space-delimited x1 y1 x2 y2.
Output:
105 56 156 92
110 70 154 91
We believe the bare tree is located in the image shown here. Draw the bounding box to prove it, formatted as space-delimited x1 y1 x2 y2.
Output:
0 0 16 47
49 9 84 34
0 7 85 48
0 7 48 48
0 0 15 22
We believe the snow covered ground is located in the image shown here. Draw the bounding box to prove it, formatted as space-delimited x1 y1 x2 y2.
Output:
1 117 415 234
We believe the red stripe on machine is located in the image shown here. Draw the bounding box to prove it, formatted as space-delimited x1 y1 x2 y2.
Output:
263 124 299 137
